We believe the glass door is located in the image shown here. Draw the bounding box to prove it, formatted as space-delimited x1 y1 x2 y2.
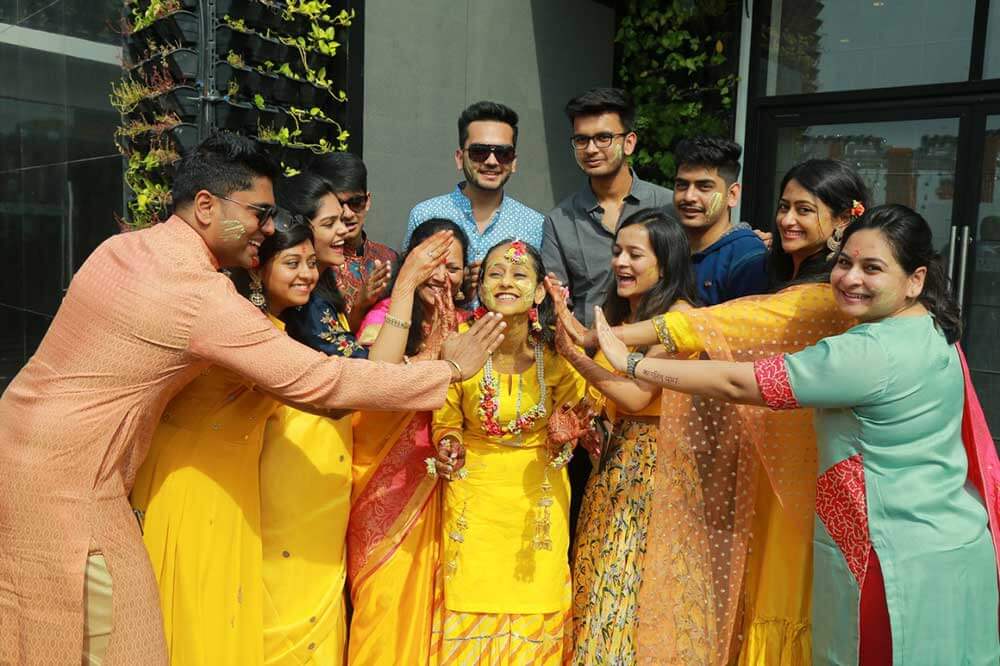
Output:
963 113 1000 443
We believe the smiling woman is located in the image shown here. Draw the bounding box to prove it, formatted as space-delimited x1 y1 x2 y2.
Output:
129 222 322 665
594 204 1000 665
430 239 588 664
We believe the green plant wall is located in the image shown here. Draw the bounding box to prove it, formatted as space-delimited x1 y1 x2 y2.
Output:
112 0 357 229
616 0 740 186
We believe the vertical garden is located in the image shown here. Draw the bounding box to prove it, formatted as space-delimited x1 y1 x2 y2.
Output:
111 0 357 228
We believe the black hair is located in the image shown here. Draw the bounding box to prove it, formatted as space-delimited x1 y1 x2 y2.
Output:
274 170 345 311
602 208 700 329
310 151 367 193
458 101 519 148
564 87 635 131
840 204 962 344
395 218 471 356
171 131 278 209
258 220 314 267
769 159 870 289
477 239 556 349
234 221 313 309
674 136 743 184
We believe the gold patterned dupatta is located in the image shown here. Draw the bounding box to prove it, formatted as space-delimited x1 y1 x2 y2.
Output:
637 283 854 665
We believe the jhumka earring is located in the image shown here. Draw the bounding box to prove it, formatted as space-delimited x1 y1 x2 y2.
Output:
249 271 266 310
528 306 543 338
826 226 844 260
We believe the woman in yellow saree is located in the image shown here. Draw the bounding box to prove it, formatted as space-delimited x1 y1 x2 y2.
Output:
348 218 472 665
131 218 323 665
561 159 870 665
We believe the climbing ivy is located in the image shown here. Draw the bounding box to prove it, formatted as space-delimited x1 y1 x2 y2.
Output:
616 0 739 185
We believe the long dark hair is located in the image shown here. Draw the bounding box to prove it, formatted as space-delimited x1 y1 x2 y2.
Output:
602 208 699 326
274 170 345 311
398 218 470 356
840 204 962 344
769 159 870 289
477 239 556 348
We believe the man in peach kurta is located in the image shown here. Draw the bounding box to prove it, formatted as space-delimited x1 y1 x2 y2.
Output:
0 134 502 665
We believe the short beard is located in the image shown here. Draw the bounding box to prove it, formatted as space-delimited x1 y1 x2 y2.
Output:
463 159 511 192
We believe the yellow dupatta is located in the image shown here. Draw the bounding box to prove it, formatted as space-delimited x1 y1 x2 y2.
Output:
637 283 854 665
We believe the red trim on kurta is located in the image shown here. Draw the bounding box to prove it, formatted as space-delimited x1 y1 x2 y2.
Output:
816 453 872 588
753 354 800 410
957 346 1000 589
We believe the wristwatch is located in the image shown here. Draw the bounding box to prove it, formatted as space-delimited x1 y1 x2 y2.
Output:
625 351 644 379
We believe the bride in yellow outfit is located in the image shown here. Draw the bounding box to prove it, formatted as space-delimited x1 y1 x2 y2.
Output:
431 239 590 664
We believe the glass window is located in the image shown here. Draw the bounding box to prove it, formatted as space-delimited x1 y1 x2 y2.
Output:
770 117 960 252
985 0 1000 79
760 0 976 96
966 115 1000 443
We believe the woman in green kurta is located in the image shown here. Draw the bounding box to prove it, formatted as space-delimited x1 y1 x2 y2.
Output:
593 204 1000 665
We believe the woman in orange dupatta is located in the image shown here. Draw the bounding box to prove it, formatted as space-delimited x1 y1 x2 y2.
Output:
563 159 870 665
348 219 471 664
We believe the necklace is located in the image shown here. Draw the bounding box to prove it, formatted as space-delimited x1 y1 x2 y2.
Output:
477 342 546 437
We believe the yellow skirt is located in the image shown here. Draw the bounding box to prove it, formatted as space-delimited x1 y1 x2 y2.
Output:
738 473 811 666
570 419 658 665
430 588 571 665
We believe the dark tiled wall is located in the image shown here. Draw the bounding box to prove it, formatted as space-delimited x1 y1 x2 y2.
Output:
0 0 125 387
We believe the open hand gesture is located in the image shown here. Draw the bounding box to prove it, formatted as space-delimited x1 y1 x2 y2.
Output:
544 274 596 349
594 306 629 373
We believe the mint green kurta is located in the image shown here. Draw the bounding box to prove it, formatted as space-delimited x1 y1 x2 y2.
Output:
783 315 999 665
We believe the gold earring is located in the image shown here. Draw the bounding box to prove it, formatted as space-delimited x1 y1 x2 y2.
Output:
249 271 266 310
826 226 844 260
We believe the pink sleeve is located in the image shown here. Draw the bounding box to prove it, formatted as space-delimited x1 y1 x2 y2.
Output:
357 298 392 343
188 283 450 412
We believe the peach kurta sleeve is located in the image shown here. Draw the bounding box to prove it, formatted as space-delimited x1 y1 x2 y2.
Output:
188 279 452 413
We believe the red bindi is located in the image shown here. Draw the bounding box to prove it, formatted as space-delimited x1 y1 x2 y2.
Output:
851 248 861 258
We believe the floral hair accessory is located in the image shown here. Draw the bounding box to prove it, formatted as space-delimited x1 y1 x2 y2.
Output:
503 240 529 265
850 200 865 219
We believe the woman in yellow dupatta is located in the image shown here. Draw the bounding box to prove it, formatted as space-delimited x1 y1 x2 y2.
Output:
348 218 472 665
559 159 870 665
131 219 321 666
257 173 363 665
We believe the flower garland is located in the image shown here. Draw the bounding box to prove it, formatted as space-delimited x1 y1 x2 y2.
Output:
477 343 547 438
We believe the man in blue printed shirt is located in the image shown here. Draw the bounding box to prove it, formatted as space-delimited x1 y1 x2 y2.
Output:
404 101 544 302
673 136 768 305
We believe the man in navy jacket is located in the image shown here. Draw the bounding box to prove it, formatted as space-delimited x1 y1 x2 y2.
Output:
673 136 768 305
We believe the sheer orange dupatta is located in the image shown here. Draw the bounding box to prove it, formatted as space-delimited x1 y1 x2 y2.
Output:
637 284 853 665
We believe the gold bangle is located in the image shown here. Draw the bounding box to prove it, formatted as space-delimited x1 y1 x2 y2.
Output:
444 358 462 380
652 315 677 354
385 314 411 330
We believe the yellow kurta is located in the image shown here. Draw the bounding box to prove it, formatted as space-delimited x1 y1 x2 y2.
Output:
431 347 585 663
260 406 353 665
131 367 279 666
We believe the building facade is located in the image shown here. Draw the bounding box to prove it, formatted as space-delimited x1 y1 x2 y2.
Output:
737 0 1000 441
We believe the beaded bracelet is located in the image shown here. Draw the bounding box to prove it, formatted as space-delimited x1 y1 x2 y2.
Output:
385 314 411 330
